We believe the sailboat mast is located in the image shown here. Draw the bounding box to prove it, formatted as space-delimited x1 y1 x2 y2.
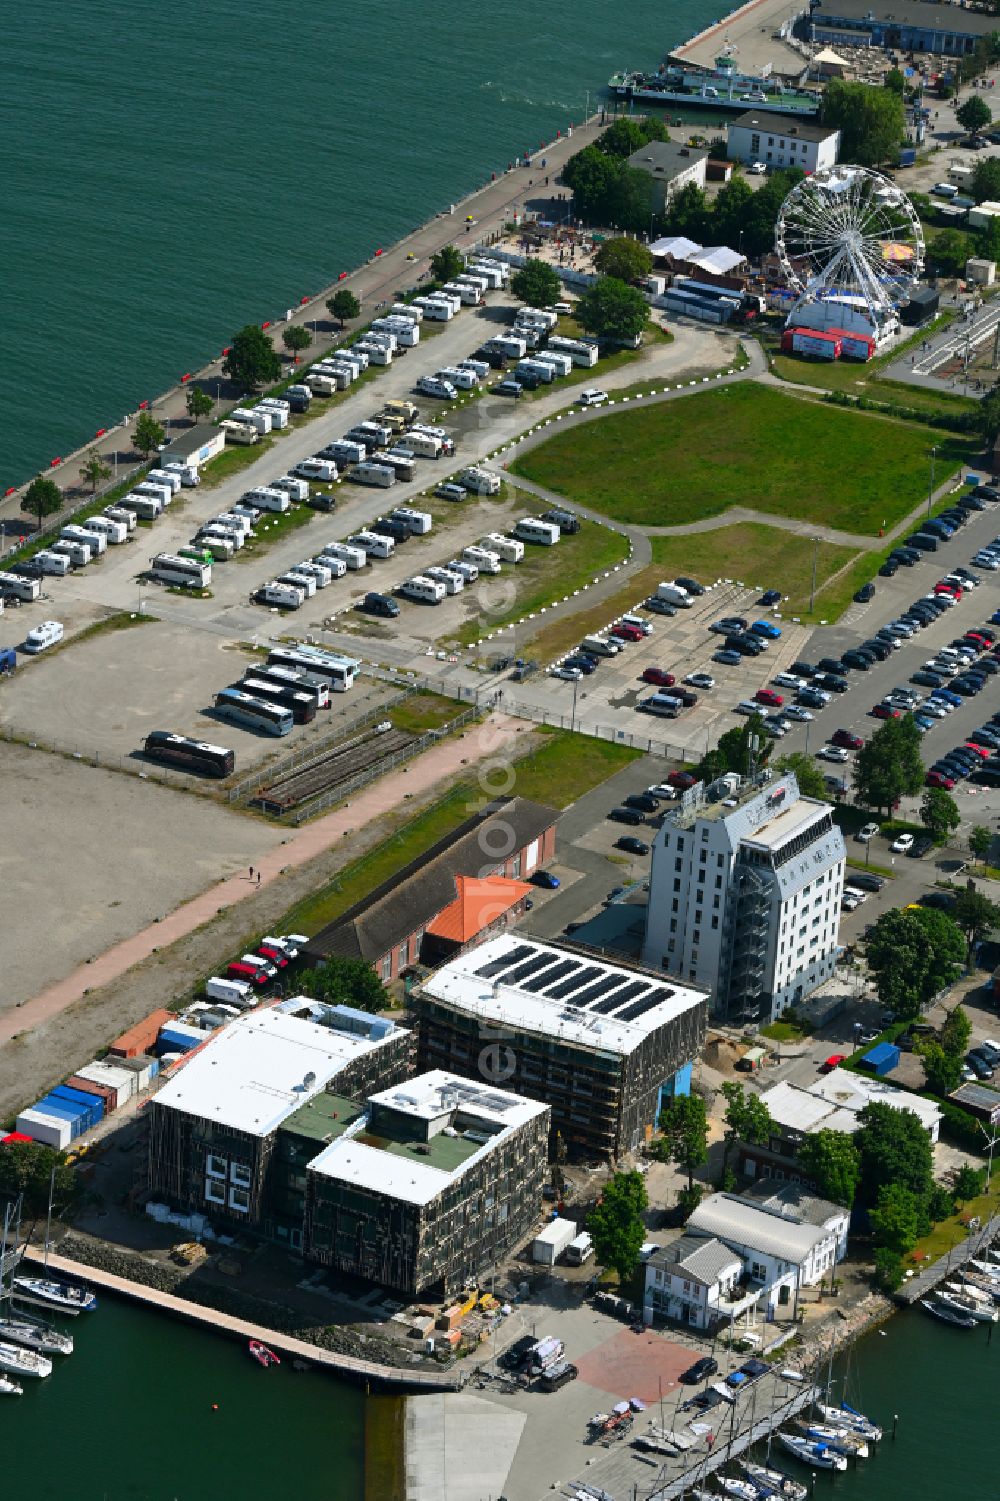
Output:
43 1165 55 1267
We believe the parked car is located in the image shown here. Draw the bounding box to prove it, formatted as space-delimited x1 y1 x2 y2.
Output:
530 870 560 889
642 667 676 687
890 832 915 853
817 744 850 763
608 807 645 825
857 822 880 842
680 1357 719 1385
854 582 875 603
832 729 863 750
616 836 650 855
685 672 715 689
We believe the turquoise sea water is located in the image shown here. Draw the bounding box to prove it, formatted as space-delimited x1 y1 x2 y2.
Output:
2 0 718 489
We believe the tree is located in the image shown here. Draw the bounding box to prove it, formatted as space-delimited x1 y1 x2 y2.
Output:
133 411 166 458
927 228 974 279
577 276 649 344
430 245 465 284
21 475 62 527
677 1183 704 1221
920 786 960 845
510 258 563 309
720 1081 772 1179
941 1003 972 1059
884 67 906 95
588 1170 648 1281
970 825 993 861
972 155 1000 203
928 1183 955 1222
593 237 653 283
772 751 827 800
596 115 669 158
222 324 281 390
662 181 711 241
956 94 993 137
711 174 755 249
658 1093 709 1192
185 384 214 421
872 1247 904 1292
296 956 391 1013
854 1100 934 1210
954 1163 986 1200
282 324 312 359
919 1040 963 1097
869 1182 927 1255
79 452 111 494
981 385 1000 445
820 80 905 166
951 885 1000 953
906 906 966 998
0 1140 75 1217
865 907 963 1021
797 1129 860 1209
698 714 771 784
853 715 924 817
327 289 360 328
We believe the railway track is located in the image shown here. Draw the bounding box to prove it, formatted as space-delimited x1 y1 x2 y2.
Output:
251 724 415 813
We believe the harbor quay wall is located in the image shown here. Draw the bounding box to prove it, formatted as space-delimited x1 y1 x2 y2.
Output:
31 1241 462 1393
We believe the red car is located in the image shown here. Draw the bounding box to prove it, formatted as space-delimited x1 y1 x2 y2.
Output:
964 742 991 760
257 942 290 968
871 703 901 719
926 770 955 789
964 632 989 648
611 624 643 643
832 729 864 750
227 961 270 988
820 1054 847 1074
668 770 698 790
756 688 784 707
642 667 676 687
934 582 961 597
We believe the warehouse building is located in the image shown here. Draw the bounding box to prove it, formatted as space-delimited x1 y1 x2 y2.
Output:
302 798 558 984
811 0 1000 56
303 1071 549 1296
414 935 708 1161
147 1001 410 1232
643 772 845 1025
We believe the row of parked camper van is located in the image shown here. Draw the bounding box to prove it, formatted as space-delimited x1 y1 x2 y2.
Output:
487 304 600 391
254 506 436 610
316 418 456 491
359 513 562 612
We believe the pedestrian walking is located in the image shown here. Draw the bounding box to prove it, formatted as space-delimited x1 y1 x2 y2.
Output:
249 866 254 880
257 872 261 887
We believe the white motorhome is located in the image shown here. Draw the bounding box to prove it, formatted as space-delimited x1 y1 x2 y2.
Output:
306 373 341 397
219 419 260 445
424 565 464 594
379 451 416 483
84 514 127 545
354 341 392 366
134 481 173 507
462 545 501 575
470 258 509 286
277 569 317 598
514 517 560 545
349 530 395 558
455 274 489 298
403 430 441 459
515 359 555 384
50 538 93 566
335 349 367 373
271 476 310 502
547 334 598 368
534 350 573 378
255 401 288 429
104 505 137 531
374 317 419 347
293 458 338 482
460 466 501 496
33 550 72 577
441 281 481 307
198 524 243 552
413 297 453 322
294 559 333 587
354 462 396 488
415 376 456 399
365 328 398 351
319 542 367 571
355 421 393 447
430 291 462 314
260 580 304 610
243 487 291 513
118 493 163 520
391 506 432 535
323 439 367 467
447 558 478 583
467 261 505 289
23 619 64 653
162 462 200 487
147 468 182 494
0 571 41 601
231 406 273 435
519 306 558 330
437 365 478 390
481 532 524 563
61 523 107 556
213 511 253 536
400 575 446 604
390 302 423 323
489 334 528 360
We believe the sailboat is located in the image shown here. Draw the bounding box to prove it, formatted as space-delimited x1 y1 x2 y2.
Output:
0 1340 52 1379
919 1297 977 1329
797 1420 869 1458
776 1433 847 1471
0 1373 23 1396
934 1288 998 1324
816 1402 882 1441
12 1276 96 1316
738 1460 807 1500
717 1479 759 1501
0 1315 73 1355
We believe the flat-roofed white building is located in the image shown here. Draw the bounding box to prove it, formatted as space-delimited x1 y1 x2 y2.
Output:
147 1002 410 1225
415 935 709 1159
643 773 845 1024
727 111 840 174
304 1070 550 1295
685 1190 846 1316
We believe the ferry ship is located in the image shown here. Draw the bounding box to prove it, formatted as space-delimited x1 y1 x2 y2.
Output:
608 56 821 117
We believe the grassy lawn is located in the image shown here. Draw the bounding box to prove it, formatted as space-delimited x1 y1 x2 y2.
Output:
448 519 630 647
233 502 314 562
279 727 639 935
512 383 969 536
760 1020 806 1043
200 437 276 488
647 528 864 621
388 692 461 734
907 1176 1000 1264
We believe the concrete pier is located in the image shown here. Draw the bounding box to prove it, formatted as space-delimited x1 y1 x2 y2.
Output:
651 1384 821 1499
26 1247 461 1392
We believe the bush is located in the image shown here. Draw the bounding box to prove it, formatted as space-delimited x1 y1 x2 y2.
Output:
928 1184 956 1222
822 388 980 435
954 1163 987 1200
873 1248 904 1292
936 1097 988 1152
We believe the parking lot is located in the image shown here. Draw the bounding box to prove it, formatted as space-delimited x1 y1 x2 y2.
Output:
0 618 398 770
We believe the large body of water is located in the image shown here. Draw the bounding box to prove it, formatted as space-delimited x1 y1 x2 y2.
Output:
2 0 716 491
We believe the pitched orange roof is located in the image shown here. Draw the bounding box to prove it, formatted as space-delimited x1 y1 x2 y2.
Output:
426 876 534 944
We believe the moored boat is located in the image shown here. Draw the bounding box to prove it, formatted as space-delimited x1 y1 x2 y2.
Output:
797 1420 868 1458
718 1478 758 1501
935 1288 998 1323
248 1338 280 1368
0 1340 53 1379
0 1316 73 1354
12 1276 96 1316
0 1372 23 1396
816 1402 882 1441
919 1297 977 1329
739 1460 807 1500
776 1433 847 1472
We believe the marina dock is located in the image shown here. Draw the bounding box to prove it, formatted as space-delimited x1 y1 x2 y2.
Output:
24 1247 462 1392
650 1384 821 1500
894 1211 1000 1305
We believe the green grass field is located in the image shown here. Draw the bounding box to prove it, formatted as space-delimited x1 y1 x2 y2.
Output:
648 528 864 620
512 383 969 536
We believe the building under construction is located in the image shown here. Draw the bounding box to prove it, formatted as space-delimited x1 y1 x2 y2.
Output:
302 1071 549 1297
147 1000 410 1238
414 935 708 1161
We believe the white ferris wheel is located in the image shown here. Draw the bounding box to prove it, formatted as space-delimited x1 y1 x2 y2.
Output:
775 165 924 323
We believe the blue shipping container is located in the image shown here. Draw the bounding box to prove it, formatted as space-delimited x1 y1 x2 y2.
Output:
51 1084 104 1125
34 1097 87 1140
157 1027 202 1053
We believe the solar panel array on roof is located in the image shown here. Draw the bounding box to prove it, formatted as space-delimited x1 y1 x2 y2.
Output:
546 965 603 999
567 974 629 1010
523 960 577 993
590 980 648 1016
474 944 535 978
618 988 673 1023
505 954 565 986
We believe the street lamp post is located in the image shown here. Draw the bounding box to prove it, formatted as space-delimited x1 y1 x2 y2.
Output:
927 444 938 516
808 537 820 613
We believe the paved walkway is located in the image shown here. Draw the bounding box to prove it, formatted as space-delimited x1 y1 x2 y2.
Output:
0 712 521 1046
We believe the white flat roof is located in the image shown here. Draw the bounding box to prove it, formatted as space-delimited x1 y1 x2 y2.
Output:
742 798 830 852
761 1069 942 1136
308 1069 548 1207
153 1007 404 1138
421 935 706 1057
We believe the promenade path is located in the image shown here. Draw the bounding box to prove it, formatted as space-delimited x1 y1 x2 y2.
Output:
0 712 520 1048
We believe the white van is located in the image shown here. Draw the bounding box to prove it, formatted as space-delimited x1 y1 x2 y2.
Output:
205 976 254 1008
34 550 72 577
400 575 446 604
350 530 395 558
23 620 64 654
581 634 621 658
657 583 693 608
462 545 501 575
61 523 107 556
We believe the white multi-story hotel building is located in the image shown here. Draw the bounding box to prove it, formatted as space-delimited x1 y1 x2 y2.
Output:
642 773 845 1024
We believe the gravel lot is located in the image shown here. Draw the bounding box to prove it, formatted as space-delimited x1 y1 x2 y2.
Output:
0 739 282 1013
